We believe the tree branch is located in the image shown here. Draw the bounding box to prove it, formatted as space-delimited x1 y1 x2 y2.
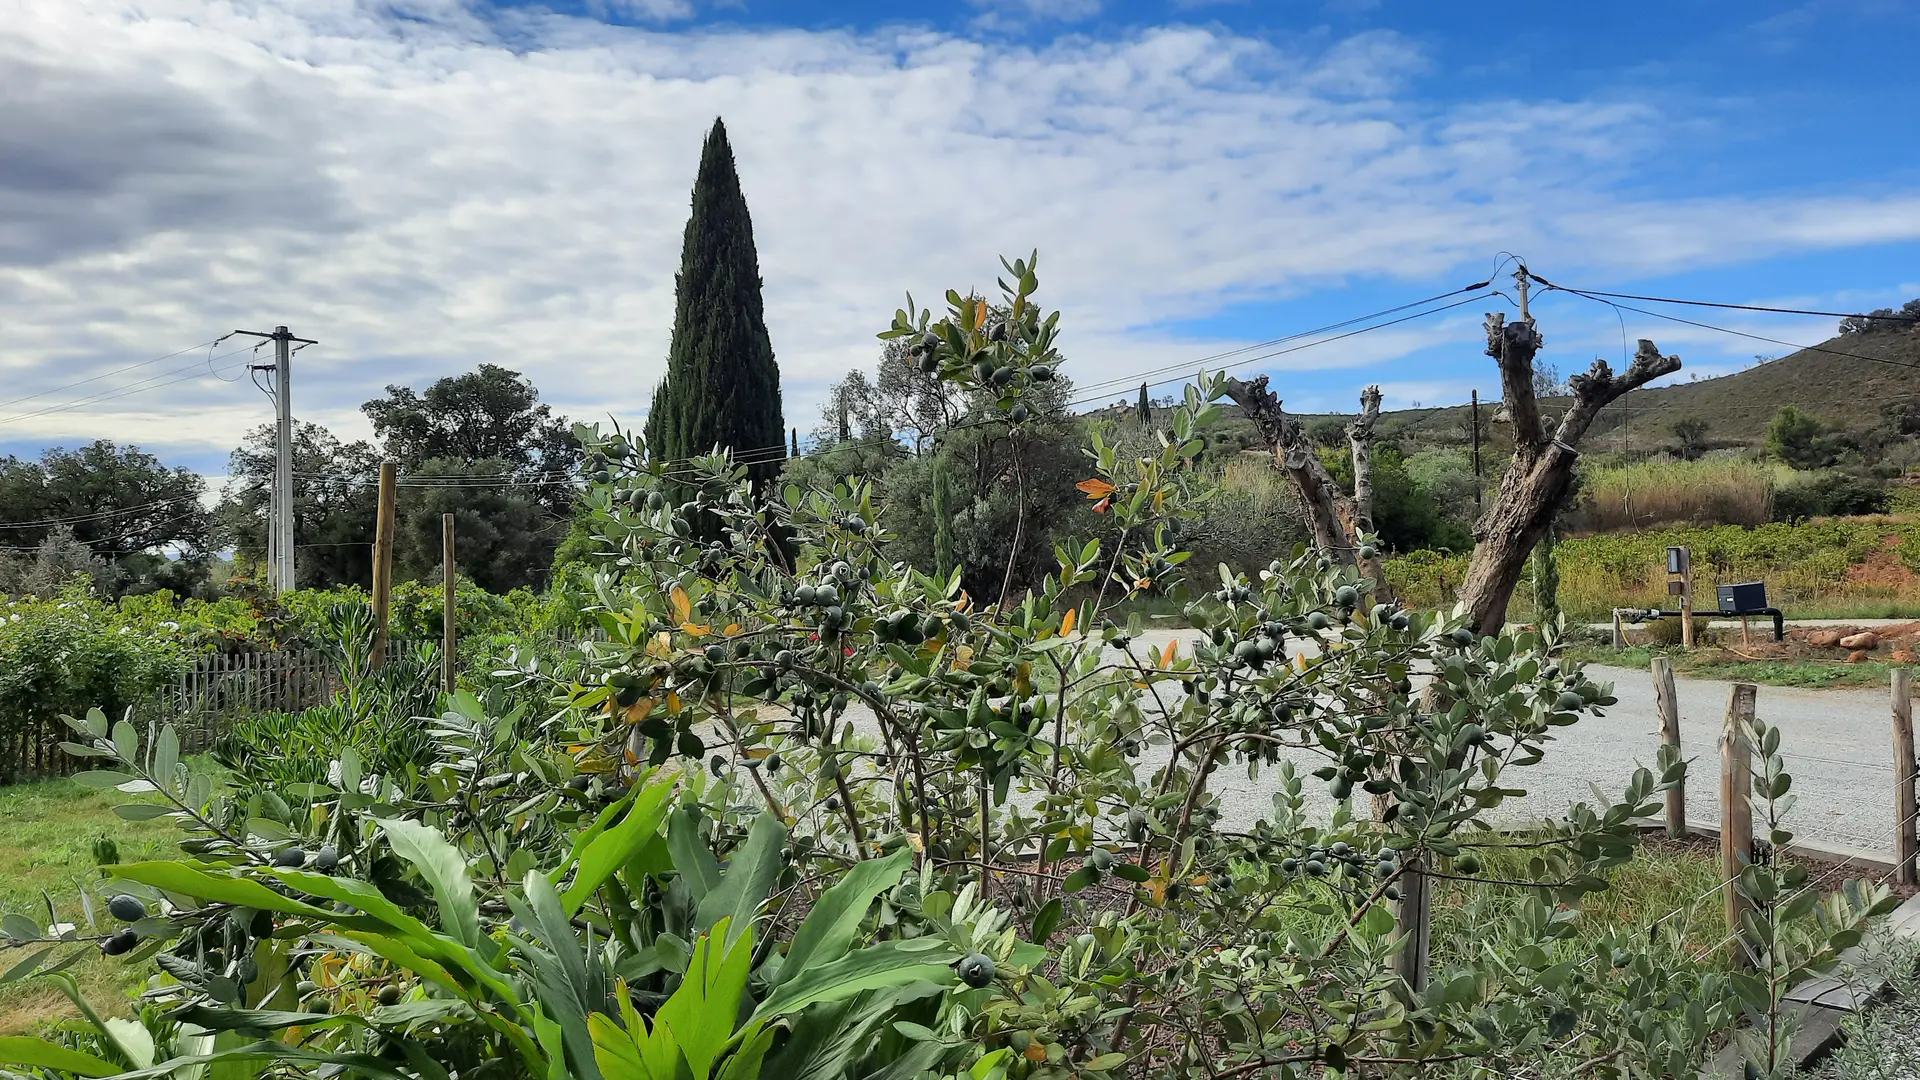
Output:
1486 313 1546 450
1553 339 1683 445
1223 375 1354 564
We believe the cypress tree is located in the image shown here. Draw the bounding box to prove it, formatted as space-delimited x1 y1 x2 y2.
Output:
645 119 785 489
1137 383 1151 428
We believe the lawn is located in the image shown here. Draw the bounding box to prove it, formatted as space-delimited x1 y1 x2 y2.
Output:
1568 643 1911 690
0 779 180 1035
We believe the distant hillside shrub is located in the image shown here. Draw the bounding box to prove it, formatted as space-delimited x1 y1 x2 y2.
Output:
1772 469 1890 521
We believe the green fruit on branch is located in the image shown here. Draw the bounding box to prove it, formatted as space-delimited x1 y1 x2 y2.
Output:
957 952 997 988
107 895 147 922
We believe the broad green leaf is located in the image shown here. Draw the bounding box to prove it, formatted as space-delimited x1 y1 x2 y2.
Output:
111 721 139 765
378 818 479 948
589 1013 659 1080
1 945 54 984
754 939 956 1022
558 780 676 916
105 863 337 922
1 914 40 942
777 848 911 984
667 807 722 900
0 1037 121 1078
657 920 754 1079
152 726 180 794
71 770 135 789
1029 899 1062 944
113 803 174 821
103 1017 156 1069
697 812 785 946
716 1022 776 1080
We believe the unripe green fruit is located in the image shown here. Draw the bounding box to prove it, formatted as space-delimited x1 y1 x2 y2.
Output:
1454 854 1482 876
377 984 402 1006
314 845 339 872
272 847 306 868
107 895 147 922
1307 612 1331 631
100 929 138 956
957 952 996 988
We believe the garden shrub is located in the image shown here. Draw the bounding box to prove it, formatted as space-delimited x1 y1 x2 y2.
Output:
0 258 1891 1080
1771 469 1889 521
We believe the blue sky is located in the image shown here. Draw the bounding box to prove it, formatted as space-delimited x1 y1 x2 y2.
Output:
2 0 1917 480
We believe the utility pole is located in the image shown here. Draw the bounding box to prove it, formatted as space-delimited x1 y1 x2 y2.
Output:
1469 389 1482 511
1515 264 1531 322
371 461 398 670
236 325 317 594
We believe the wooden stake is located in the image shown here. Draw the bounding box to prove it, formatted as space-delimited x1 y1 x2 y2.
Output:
1653 656 1685 838
1612 610 1625 649
1680 560 1695 649
1894 668 1916 886
1721 682 1756 967
371 461 397 670
1391 853 1431 992
442 512 456 695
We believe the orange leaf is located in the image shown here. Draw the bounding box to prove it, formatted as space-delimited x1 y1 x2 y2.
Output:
723 623 743 636
1059 606 1077 638
624 699 656 725
681 623 711 638
1160 639 1177 668
1024 1043 1047 1063
1076 478 1116 498
975 298 988 327
670 586 692 624
666 691 682 716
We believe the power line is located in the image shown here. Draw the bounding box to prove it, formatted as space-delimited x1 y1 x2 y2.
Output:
0 343 266 427
0 336 231 413
0 492 209 531
1528 283 1920 324
1530 277 1920 374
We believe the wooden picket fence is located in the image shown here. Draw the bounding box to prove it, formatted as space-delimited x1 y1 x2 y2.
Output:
0 650 335 784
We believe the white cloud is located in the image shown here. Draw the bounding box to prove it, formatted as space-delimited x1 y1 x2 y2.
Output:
2 1 1918 468
968 0 1104 24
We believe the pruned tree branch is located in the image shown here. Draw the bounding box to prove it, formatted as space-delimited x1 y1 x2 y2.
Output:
1553 340 1683 446
1224 375 1355 567
1347 384 1382 542
1486 313 1546 450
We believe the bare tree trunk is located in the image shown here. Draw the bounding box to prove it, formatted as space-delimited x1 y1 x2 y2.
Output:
1346 385 1387 595
1224 375 1357 569
1461 320 1680 632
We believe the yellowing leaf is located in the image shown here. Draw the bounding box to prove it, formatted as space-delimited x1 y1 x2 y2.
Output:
1024 1043 1047 1063
666 691 683 716
624 699 656 725
975 298 988 327
1076 478 1116 499
1160 639 1177 668
646 631 674 660
1146 877 1167 905
671 586 692 624
724 623 743 636
1059 606 1076 638
954 645 974 671
682 623 711 638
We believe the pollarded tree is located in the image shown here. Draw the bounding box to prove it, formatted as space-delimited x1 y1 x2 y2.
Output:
645 118 786 488
1460 320 1680 631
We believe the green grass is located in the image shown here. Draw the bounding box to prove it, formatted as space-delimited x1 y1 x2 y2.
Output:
1568 644 1909 690
0 779 180 1035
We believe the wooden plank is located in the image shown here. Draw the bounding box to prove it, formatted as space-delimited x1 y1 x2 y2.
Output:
1653 656 1685 838
443 512 456 694
372 460 397 669
1722 682 1757 968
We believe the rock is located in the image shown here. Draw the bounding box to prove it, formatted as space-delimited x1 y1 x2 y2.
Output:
1839 632 1881 650
1807 630 1845 647
1847 650 1869 664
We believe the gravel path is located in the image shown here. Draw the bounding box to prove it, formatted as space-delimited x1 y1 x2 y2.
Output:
839 625 1904 854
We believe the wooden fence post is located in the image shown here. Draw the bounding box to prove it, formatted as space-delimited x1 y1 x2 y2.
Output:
371 461 397 669
1721 682 1756 967
1392 855 1431 992
1894 668 1916 886
1653 656 1686 838
442 512 456 695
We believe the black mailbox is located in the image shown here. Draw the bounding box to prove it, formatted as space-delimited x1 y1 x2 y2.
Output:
1717 582 1768 614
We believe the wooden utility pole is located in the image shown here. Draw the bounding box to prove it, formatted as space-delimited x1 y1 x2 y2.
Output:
441 513 456 695
1653 657 1686 838
1721 683 1756 967
371 461 397 669
1668 546 1695 648
1470 389 1482 511
1895 669 1917 886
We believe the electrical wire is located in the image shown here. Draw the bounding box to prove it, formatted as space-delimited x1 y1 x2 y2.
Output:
0 492 210 531
0 343 267 427
0 335 230 413
1531 284 1920 324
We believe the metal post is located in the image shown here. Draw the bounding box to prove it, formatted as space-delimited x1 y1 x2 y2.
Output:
1721 683 1756 967
442 512 456 695
1515 265 1530 322
1895 669 1916 886
1653 657 1685 838
372 462 397 670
